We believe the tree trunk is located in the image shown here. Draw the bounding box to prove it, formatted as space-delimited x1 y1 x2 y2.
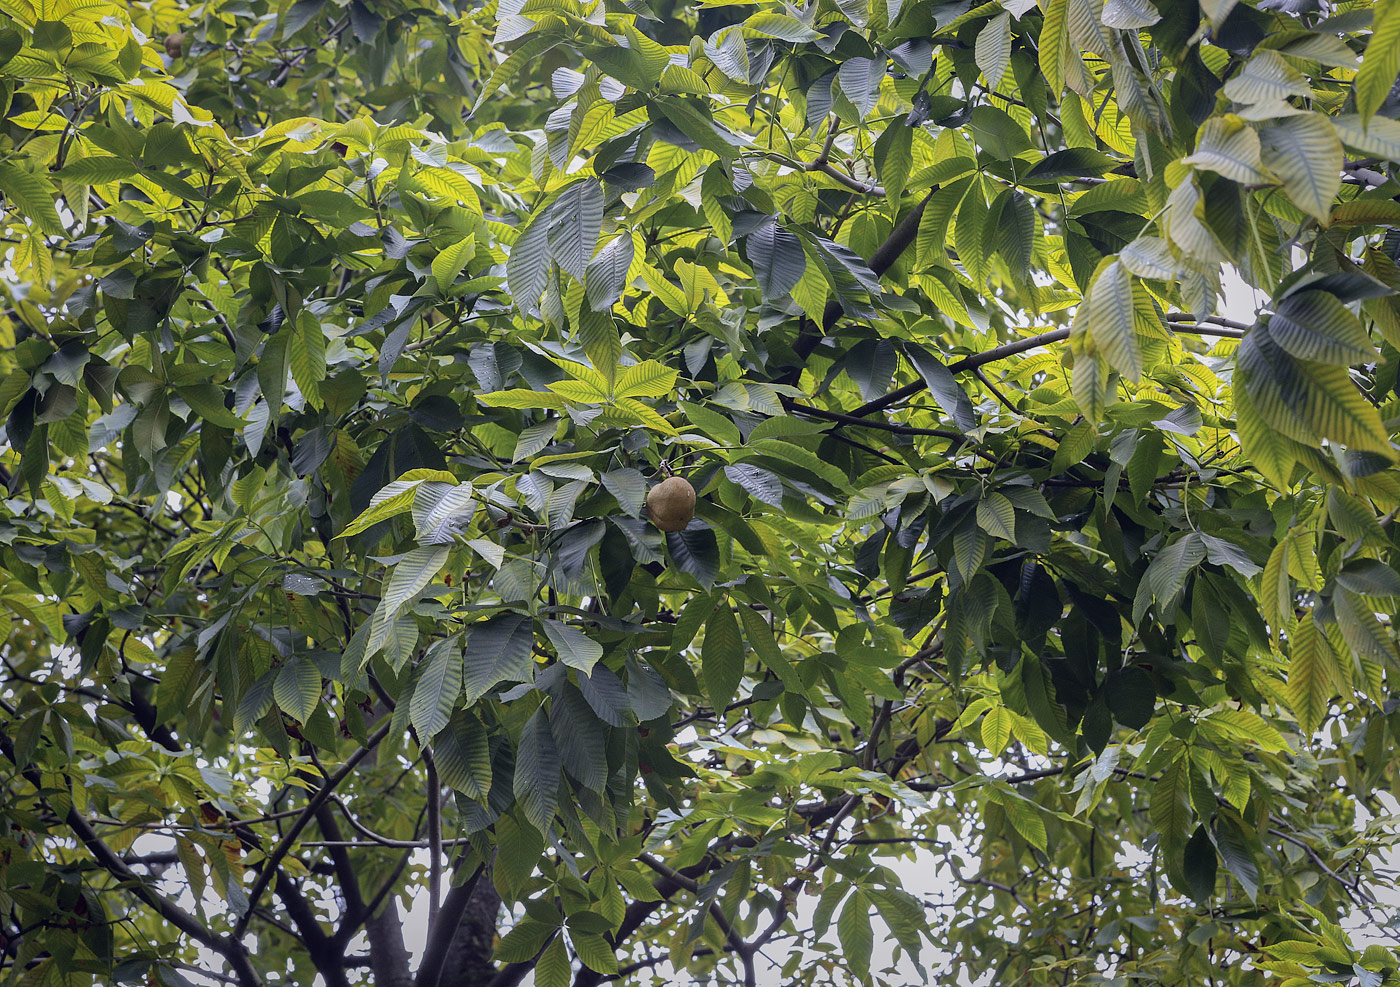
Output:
438 869 501 987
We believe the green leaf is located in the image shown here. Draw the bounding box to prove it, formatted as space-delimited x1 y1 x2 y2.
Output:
434 710 492 801
0 161 64 234
369 545 449 654
507 209 552 310
464 612 536 703
1335 558 1400 597
837 890 874 983
1105 666 1156 729
534 936 570 987
1026 147 1120 183
274 658 321 723
1150 756 1192 853
1119 236 1176 280
1211 817 1260 901
1222 50 1311 104
1285 614 1337 736
570 932 618 975
1102 0 1159 28
584 234 633 312
514 708 560 833
1135 533 1205 624
991 188 1034 276
613 361 677 400
1268 291 1375 366
839 57 884 117
701 603 744 711
1259 114 1343 224
58 156 138 184
410 638 462 739
975 12 1012 90
1333 114 1400 162
413 481 477 544
541 619 603 675
1207 708 1289 753
1356 0 1400 124
653 98 743 158
975 492 1016 542
743 11 822 41
980 706 1013 754
1001 794 1049 850
746 219 806 300
1082 258 1142 381
1040 0 1068 96
1183 826 1218 902
898 343 977 431
738 605 796 685
547 179 604 284
1182 115 1272 184
723 463 783 506
548 686 606 791
432 235 475 293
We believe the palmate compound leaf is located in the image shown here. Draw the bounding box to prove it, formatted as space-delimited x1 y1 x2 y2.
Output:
14 1 1400 982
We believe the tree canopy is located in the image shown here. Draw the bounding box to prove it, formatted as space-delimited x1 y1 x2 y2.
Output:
2 0 1400 984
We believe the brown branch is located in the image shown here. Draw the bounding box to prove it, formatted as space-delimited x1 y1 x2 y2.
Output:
424 748 442 927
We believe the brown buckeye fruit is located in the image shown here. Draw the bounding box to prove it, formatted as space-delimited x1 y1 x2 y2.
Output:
646 475 696 532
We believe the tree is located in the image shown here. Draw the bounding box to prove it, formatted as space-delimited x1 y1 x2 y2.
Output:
2 0 1400 983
